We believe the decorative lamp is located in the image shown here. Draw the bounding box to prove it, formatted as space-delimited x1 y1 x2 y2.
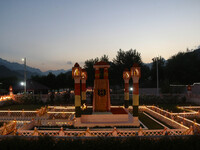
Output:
187 85 191 91
81 69 87 80
123 69 131 80
131 64 141 78
72 63 81 78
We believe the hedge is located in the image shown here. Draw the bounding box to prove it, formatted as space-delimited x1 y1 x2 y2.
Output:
0 135 200 150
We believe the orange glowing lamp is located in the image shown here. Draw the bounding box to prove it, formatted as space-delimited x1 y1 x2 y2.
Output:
131 64 141 78
81 69 87 80
123 69 131 80
187 85 191 91
9 86 13 92
72 63 81 78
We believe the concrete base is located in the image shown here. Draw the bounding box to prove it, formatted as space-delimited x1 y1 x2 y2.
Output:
74 109 140 127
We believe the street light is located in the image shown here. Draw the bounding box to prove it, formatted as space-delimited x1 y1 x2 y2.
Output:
22 57 26 94
156 57 159 96
20 82 25 86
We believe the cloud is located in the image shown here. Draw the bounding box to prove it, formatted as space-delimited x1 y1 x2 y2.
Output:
67 61 72 65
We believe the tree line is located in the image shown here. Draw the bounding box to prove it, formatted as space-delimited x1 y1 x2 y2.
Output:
1 48 199 93
29 48 200 93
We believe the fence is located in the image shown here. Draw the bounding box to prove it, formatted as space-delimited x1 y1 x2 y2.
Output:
16 126 193 137
144 105 200 134
0 107 48 121
0 121 16 135
143 106 188 129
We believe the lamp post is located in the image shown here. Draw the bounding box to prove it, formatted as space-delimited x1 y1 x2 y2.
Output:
72 63 82 118
156 57 159 96
123 69 131 108
81 69 87 105
131 64 141 126
22 58 26 94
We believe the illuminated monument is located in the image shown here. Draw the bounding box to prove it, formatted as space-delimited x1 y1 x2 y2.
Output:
93 61 111 112
73 61 140 127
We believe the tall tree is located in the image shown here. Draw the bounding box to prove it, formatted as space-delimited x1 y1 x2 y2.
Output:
165 49 200 84
113 49 142 68
84 57 99 86
111 49 144 86
100 55 109 62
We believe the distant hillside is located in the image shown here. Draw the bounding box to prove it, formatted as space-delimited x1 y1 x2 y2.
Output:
43 69 72 76
193 48 200 58
0 58 42 75
0 65 23 79
0 58 71 77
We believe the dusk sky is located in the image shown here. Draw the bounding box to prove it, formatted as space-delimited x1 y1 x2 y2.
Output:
0 0 200 71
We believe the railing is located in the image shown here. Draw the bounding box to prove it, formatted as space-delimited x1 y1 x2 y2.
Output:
144 106 188 129
143 105 200 134
0 110 38 121
174 115 200 134
0 121 16 135
16 127 193 137
0 107 48 121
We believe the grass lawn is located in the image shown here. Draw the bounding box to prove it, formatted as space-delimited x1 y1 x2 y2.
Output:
139 112 164 129
0 104 46 110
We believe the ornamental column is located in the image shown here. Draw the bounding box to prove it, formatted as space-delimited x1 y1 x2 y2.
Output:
9 86 13 96
123 69 131 108
131 64 141 126
187 85 192 97
72 63 82 117
81 69 87 105
9 85 14 100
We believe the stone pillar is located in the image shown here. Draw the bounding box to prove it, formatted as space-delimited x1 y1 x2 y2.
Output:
124 79 129 108
81 79 86 105
72 63 82 118
187 85 192 97
81 69 87 105
132 82 139 116
131 64 141 126
74 77 81 117
9 86 14 99
123 69 130 108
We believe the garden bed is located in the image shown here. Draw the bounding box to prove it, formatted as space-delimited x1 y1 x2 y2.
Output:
138 112 164 129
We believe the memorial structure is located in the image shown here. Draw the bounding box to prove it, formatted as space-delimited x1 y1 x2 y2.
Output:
73 61 140 127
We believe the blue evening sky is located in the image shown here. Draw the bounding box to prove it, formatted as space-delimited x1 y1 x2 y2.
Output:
0 0 200 71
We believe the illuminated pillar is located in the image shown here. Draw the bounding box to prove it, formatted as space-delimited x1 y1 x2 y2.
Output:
187 85 192 97
123 69 130 108
9 86 13 96
72 63 82 117
81 69 87 105
131 64 141 125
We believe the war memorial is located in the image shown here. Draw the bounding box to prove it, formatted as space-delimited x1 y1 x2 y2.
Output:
0 61 198 139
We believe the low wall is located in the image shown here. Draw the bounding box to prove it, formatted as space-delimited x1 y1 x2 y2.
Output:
144 107 188 129
187 94 200 105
